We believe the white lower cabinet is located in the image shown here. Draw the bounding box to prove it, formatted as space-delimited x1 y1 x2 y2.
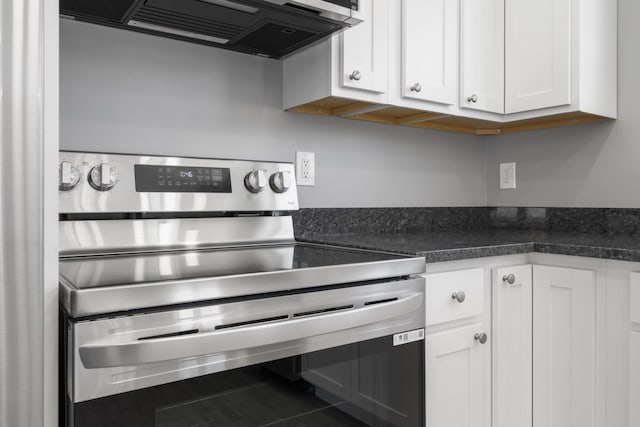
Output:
631 332 640 427
427 255 628 427
630 273 640 427
423 267 490 427
492 265 532 427
492 262 599 427
425 324 488 427
425 268 484 326
532 265 597 427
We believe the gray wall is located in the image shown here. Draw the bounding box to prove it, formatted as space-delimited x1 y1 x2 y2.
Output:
60 20 486 208
62 0 633 211
486 0 637 208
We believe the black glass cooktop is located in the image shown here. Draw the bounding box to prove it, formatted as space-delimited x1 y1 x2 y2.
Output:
59 244 409 290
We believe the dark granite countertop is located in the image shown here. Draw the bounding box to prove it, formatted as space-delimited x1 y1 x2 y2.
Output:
297 229 640 263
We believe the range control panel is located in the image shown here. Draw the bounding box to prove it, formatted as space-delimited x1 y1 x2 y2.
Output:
59 151 299 214
133 165 232 193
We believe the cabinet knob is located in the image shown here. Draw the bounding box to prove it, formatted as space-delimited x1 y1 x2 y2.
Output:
474 332 488 344
349 70 362 81
410 83 422 93
451 291 466 303
502 274 516 285
467 94 478 103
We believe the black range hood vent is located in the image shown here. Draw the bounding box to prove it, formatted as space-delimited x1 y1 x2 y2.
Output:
60 0 360 59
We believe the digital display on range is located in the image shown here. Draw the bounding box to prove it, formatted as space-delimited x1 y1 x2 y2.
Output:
134 165 232 193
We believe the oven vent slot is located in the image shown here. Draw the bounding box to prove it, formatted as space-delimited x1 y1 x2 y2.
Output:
138 328 199 341
364 297 398 306
215 315 289 330
293 304 353 318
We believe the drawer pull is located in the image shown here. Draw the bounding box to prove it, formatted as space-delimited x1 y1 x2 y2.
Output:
502 274 516 284
451 291 466 303
474 332 488 344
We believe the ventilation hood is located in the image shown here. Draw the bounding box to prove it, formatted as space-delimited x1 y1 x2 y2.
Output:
60 0 361 59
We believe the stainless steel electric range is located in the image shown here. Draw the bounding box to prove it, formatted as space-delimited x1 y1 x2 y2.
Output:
59 151 426 427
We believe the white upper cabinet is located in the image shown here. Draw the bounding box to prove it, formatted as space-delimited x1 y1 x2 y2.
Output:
282 0 389 110
505 0 571 113
401 0 458 105
283 0 616 134
460 0 504 114
340 0 389 94
461 0 570 115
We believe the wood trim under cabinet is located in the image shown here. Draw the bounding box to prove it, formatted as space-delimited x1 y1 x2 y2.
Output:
286 96 612 135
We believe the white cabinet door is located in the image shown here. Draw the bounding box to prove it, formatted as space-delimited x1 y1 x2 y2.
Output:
631 273 640 427
425 323 487 427
631 332 640 427
401 0 458 105
459 0 504 113
505 0 571 113
492 265 532 427
341 0 388 93
631 272 640 323
532 265 596 427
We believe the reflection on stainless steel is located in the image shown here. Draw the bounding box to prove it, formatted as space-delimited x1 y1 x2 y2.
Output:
58 151 298 214
60 244 424 317
79 293 423 368
60 151 427 427
59 217 295 256
70 278 425 402
61 246 295 288
262 0 358 23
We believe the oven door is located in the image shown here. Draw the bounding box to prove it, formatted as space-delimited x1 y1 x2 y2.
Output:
63 278 425 427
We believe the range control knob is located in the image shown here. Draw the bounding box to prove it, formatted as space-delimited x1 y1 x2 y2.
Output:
269 171 292 193
88 163 118 191
244 169 267 193
59 161 81 191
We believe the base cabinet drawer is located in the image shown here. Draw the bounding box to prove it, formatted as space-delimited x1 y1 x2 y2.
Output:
424 268 484 326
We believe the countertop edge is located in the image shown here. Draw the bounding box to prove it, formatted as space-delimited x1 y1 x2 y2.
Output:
296 236 640 264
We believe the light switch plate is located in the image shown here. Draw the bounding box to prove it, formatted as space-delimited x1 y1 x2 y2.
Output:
500 162 516 189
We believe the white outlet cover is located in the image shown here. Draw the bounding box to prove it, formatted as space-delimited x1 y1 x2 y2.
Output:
296 151 315 186
500 162 516 189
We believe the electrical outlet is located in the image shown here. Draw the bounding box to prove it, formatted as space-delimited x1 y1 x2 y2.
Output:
500 162 516 189
296 151 315 186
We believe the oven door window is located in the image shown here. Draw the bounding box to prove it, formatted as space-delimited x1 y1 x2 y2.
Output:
69 336 424 427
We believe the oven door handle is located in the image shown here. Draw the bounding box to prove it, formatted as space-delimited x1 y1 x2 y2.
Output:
79 292 423 369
